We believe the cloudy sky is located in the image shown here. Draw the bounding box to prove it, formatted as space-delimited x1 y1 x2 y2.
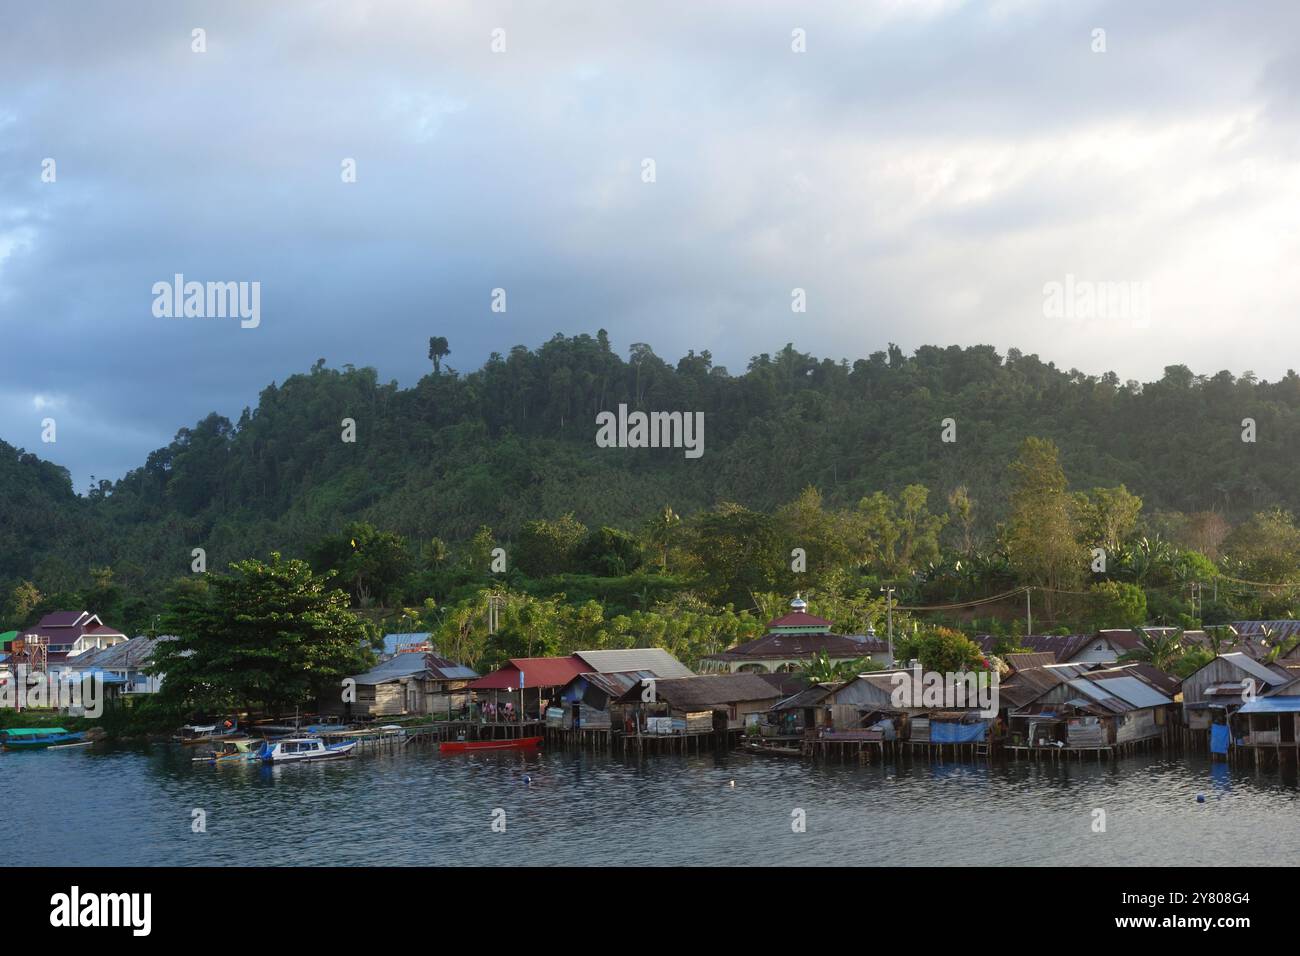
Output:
3 0 1300 488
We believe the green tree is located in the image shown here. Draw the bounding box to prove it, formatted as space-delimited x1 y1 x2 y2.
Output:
1222 509 1300 582
1005 438 1085 614
151 553 373 715
642 505 681 573
311 522 413 607
1088 580 1147 629
1118 627 1185 672
514 514 587 577
1075 485 1143 553
895 626 985 672
428 336 450 374
4 580 42 626
857 484 947 576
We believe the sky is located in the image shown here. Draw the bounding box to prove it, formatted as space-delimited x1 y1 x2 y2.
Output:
3 0 1300 489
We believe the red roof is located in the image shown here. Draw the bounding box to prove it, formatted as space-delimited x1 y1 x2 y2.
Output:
470 656 592 690
767 610 832 629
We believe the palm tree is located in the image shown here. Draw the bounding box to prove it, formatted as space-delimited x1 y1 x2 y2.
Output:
798 650 876 683
1118 626 1184 672
642 505 681 573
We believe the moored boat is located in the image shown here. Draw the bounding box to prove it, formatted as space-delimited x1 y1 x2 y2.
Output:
194 737 264 763
174 720 240 745
260 737 357 763
1 728 86 750
439 736 543 753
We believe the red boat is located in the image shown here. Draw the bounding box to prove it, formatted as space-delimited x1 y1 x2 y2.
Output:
439 736 543 753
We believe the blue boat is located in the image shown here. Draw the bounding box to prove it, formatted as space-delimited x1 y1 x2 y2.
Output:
0 728 86 750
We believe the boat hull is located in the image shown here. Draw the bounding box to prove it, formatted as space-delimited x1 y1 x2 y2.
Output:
2 732 85 750
440 736 542 753
264 741 357 763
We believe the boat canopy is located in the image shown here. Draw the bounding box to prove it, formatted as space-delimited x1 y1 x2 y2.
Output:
3 727 70 737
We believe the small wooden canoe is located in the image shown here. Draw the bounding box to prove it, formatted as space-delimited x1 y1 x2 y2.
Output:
440 736 542 753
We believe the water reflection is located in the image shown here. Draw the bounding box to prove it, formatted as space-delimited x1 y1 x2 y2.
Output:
1 744 1295 866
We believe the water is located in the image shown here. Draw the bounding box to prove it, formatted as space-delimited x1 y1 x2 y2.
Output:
2 744 1297 866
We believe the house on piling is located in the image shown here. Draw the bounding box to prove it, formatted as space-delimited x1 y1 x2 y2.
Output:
553 670 655 731
1179 653 1296 725
699 595 891 674
1179 652 1300 755
616 673 783 735
1000 664 1175 754
768 681 844 736
323 653 479 720
1230 696 1300 755
478 649 694 727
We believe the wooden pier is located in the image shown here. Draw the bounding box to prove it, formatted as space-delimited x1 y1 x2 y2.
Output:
320 719 546 753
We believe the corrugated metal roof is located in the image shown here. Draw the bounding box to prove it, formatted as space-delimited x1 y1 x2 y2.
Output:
772 682 843 711
352 653 478 685
1005 652 1056 672
571 670 656 698
617 673 783 709
1221 652 1292 686
471 656 592 690
1238 695 1300 714
1065 678 1129 713
1089 674 1173 709
67 635 172 670
573 648 694 679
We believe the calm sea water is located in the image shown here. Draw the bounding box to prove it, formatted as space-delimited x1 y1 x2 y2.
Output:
2 743 1296 866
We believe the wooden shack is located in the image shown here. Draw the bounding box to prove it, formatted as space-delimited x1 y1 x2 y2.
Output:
324 653 478 719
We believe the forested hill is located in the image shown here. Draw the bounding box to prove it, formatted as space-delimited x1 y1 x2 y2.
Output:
5 333 1300 598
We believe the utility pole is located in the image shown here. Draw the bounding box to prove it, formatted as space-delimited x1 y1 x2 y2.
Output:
1025 587 1032 636
880 586 895 665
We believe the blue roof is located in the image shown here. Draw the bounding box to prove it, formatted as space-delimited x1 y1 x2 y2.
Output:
1238 696 1300 714
382 633 432 655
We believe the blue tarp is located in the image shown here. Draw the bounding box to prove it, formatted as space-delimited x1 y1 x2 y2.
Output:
1210 723 1231 754
930 720 988 743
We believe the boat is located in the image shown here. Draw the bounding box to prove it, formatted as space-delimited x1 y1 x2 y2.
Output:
259 737 357 763
194 737 264 764
737 739 804 758
174 721 240 745
439 736 543 753
1 728 86 750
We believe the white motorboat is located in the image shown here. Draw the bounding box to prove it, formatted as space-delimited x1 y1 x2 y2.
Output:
260 737 357 763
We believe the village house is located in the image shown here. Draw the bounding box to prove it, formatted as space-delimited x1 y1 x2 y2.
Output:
769 681 845 736
1227 621 1300 660
1230 696 1300 756
999 662 1176 754
65 635 172 695
13 612 128 665
616 673 783 734
548 650 698 732
699 595 891 674
1178 652 1299 755
474 648 694 724
323 653 478 719
553 670 653 731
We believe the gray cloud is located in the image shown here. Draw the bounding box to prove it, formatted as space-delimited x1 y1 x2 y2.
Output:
2 0 1300 487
